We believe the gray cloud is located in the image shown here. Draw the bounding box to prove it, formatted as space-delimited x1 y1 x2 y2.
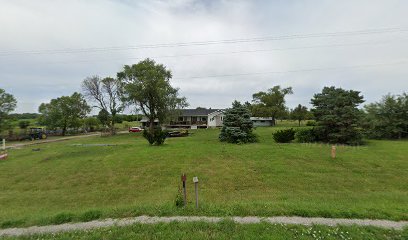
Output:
0 0 407 113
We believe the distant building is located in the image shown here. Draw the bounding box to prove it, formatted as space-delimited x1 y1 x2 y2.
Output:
250 117 274 127
168 108 225 129
140 108 225 129
140 109 275 129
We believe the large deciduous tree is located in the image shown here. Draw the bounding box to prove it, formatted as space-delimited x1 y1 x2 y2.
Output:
82 76 124 134
311 86 364 145
291 104 309 126
251 86 293 126
38 92 90 136
364 93 408 139
219 100 257 144
117 58 187 145
0 88 17 133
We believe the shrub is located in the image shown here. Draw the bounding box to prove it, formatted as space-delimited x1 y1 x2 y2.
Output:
273 128 296 143
143 127 168 145
175 187 184 207
52 212 75 224
219 127 258 144
295 128 317 143
305 120 316 126
80 210 102 222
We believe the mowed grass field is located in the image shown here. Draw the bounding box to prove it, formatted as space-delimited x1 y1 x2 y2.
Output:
0 127 407 228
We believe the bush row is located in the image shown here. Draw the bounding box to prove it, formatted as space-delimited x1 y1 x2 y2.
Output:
273 128 317 143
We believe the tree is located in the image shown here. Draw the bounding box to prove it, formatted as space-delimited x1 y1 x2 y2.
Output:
82 76 124 135
364 93 408 139
18 120 30 130
38 92 90 136
219 100 257 144
0 88 17 133
117 59 188 145
291 104 308 126
83 117 100 132
251 86 293 126
311 86 364 145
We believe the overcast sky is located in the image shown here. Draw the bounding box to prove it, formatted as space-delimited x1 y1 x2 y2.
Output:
1 0 407 113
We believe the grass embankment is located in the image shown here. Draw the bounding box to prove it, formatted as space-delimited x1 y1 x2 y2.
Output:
4 222 408 240
0 127 407 228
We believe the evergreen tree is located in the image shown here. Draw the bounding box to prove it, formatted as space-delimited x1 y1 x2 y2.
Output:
311 86 364 145
364 93 408 139
219 101 257 144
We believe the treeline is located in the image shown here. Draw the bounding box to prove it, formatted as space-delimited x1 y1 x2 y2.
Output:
1 59 185 139
1 58 407 144
225 85 408 145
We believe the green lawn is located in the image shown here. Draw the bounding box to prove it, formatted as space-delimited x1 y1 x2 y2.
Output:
0 127 407 228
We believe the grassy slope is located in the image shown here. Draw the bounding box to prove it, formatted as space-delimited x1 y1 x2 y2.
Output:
5 222 408 240
0 127 407 228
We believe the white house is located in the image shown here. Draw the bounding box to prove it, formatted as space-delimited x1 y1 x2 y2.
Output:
140 108 275 129
167 108 225 129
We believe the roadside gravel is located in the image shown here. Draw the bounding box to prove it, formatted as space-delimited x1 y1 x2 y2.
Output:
1 216 407 237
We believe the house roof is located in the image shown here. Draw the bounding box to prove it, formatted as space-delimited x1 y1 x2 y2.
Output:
250 117 274 121
180 108 222 116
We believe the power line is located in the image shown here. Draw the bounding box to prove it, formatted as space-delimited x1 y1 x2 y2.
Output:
174 60 408 80
12 38 408 65
0 27 406 56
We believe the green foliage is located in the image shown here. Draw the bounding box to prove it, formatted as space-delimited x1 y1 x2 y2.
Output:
295 128 317 143
174 187 184 207
273 128 296 143
142 127 168 145
18 120 30 129
51 213 75 224
251 86 293 126
79 210 102 222
113 114 123 124
117 58 188 133
9 113 40 120
0 88 17 132
83 117 100 132
364 93 408 139
97 109 110 128
219 101 257 144
291 104 308 126
305 120 316 126
38 92 90 136
122 114 143 122
311 86 364 145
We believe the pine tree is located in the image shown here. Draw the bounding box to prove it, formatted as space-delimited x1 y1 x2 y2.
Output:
219 101 257 143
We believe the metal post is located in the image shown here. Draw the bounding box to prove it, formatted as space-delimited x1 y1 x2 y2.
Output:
181 173 187 207
193 176 199 208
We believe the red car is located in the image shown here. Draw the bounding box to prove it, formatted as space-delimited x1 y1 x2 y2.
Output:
129 127 142 132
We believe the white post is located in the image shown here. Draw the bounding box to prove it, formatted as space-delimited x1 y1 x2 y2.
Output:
193 177 199 208
2 139 5 151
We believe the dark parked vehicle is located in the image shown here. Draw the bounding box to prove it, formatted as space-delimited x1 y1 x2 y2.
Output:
27 127 47 140
167 130 189 137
